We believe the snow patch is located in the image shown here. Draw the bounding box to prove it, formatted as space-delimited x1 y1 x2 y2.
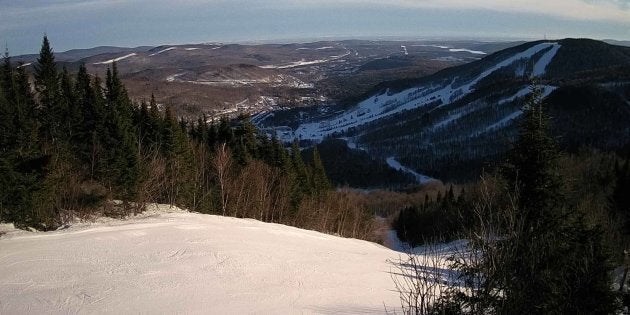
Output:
93 53 137 65
449 48 486 55
166 72 186 82
149 47 176 56
261 51 351 69
413 44 450 49
386 157 436 184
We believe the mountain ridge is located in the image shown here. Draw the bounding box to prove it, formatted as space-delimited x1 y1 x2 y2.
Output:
258 38 630 184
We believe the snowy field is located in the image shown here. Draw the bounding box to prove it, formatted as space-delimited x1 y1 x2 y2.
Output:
0 206 409 314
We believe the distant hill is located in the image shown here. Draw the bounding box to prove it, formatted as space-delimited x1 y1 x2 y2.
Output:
9 40 515 118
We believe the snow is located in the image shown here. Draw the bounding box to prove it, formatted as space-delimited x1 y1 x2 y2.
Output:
481 85 557 133
287 42 560 143
386 157 436 184
93 53 137 65
184 47 200 51
17 62 32 68
149 47 176 56
401 45 408 55
413 44 450 49
485 110 524 132
261 51 351 69
412 45 486 54
448 48 486 55
297 46 335 50
0 206 406 314
165 72 186 82
532 43 561 76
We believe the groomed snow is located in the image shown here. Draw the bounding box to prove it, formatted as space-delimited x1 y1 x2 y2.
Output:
0 206 405 314
532 43 561 76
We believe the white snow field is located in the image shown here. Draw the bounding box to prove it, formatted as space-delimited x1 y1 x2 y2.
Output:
0 206 409 314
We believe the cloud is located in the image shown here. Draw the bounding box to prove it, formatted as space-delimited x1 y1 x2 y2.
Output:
267 0 630 23
1 0 628 23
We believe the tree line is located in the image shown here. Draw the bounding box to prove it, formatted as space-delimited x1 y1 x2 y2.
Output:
0 36 375 240
391 86 628 314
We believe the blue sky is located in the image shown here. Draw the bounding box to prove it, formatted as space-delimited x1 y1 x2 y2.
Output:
1 0 629 55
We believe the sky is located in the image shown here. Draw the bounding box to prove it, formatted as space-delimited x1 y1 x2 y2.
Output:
1 0 629 55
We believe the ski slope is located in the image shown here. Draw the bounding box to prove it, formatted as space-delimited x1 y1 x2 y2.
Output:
386 157 436 184
93 53 137 65
289 42 561 143
0 206 409 314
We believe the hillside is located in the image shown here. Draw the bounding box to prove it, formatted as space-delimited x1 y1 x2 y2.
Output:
10 40 516 118
0 205 407 314
259 39 630 183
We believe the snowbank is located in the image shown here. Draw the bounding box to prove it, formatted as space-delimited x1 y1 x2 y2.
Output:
0 206 405 314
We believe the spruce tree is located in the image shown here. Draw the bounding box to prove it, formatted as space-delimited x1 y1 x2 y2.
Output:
103 63 139 199
0 53 56 229
34 35 60 144
311 146 331 194
498 85 617 314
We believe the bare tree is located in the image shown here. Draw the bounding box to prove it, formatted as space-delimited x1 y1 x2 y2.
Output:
389 175 518 314
389 242 457 315
212 143 232 216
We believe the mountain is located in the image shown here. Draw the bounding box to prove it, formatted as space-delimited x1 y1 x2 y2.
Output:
10 40 516 118
12 46 153 63
258 39 630 183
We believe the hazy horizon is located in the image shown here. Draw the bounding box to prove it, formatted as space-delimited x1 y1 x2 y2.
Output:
1 0 629 55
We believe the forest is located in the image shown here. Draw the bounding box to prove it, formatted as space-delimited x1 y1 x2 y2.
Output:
0 37 375 240
2 36 630 313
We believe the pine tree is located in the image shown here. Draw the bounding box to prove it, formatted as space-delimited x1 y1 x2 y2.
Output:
34 35 61 144
498 85 617 314
161 105 195 205
102 63 139 199
311 146 331 194
59 66 80 143
0 51 56 229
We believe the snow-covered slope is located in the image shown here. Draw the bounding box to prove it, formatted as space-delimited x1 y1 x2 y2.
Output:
286 42 561 143
0 206 407 314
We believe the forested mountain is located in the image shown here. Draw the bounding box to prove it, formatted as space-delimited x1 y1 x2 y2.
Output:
0 37 374 237
259 39 630 182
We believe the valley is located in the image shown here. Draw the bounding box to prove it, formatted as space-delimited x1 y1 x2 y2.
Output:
12 40 519 118
258 39 630 183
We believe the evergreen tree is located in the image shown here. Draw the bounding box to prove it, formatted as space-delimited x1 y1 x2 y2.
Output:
34 35 60 144
498 85 617 314
0 51 56 229
103 63 139 198
311 146 331 194
58 66 80 143
161 105 195 205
